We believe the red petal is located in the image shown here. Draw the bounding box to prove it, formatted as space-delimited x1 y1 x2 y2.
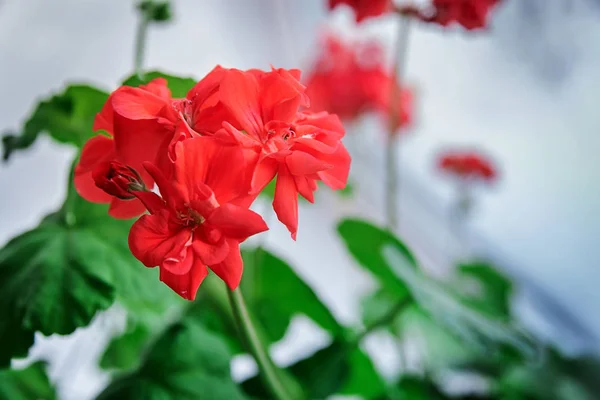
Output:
74 135 116 203
141 78 172 100
220 69 264 140
93 93 115 133
173 136 247 204
128 210 192 267
259 69 308 123
108 198 148 219
250 156 278 194
209 240 244 290
273 165 299 240
187 65 225 101
193 232 230 265
111 86 169 120
207 204 268 241
161 239 194 275
286 151 332 176
317 143 351 190
113 114 172 173
159 259 208 301
294 176 316 203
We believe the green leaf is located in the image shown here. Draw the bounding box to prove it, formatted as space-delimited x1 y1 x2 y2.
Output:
0 164 181 367
337 219 415 299
122 71 196 98
96 320 247 400
100 318 152 371
0 361 56 400
192 249 345 354
2 85 108 160
381 243 540 362
453 261 512 319
386 375 448 400
242 341 386 399
338 219 540 362
0 216 114 366
241 248 345 344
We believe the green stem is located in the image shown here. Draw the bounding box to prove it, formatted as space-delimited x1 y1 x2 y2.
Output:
385 16 412 231
227 287 292 400
134 7 150 80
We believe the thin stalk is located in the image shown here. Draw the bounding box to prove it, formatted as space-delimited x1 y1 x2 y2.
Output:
385 16 412 231
227 287 292 400
134 7 150 80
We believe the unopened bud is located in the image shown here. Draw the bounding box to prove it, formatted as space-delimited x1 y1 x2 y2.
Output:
92 161 145 199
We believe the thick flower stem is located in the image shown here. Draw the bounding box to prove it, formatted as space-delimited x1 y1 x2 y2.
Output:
385 16 412 231
227 287 292 400
134 5 150 80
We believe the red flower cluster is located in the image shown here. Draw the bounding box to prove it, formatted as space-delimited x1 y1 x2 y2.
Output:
399 0 502 30
438 151 497 183
304 33 413 132
75 67 351 300
328 0 393 23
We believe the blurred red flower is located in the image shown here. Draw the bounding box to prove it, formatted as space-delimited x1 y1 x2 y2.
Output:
438 151 497 183
304 33 413 133
328 0 393 22
400 0 502 30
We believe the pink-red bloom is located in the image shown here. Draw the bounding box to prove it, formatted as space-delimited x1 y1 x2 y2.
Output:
400 0 502 30
217 67 351 239
127 137 268 300
75 65 352 299
438 151 497 183
74 78 182 219
304 33 413 132
328 0 393 22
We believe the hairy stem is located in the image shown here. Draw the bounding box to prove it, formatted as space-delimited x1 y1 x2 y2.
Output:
227 287 292 400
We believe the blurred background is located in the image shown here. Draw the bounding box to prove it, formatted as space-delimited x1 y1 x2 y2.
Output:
0 0 599 399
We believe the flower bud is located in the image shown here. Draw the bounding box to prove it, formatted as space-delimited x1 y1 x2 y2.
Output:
92 161 145 199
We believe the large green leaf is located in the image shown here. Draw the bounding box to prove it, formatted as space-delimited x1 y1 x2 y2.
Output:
2 85 108 160
338 219 540 362
242 248 345 343
0 166 181 367
0 361 56 400
122 71 196 98
191 248 345 354
96 320 247 400
381 243 540 362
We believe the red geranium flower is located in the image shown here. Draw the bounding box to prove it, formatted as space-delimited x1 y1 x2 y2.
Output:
438 150 497 183
400 0 502 30
328 0 393 22
217 67 351 239
304 33 413 131
74 78 183 219
126 136 268 300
